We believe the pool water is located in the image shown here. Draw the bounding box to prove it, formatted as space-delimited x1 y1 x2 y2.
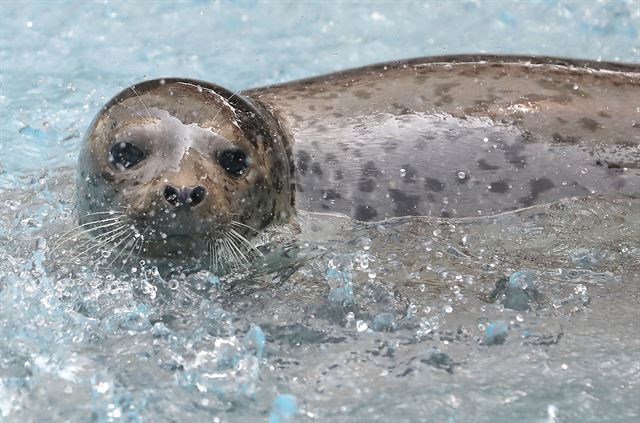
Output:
1 1 639 422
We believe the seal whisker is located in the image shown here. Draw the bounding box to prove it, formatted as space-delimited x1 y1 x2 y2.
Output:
117 100 148 120
133 227 150 267
82 207 126 215
52 216 125 251
224 231 250 265
221 236 242 269
107 231 138 269
208 239 220 273
59 222 129 257
211 89 241 129
228 220 261 234
120 229 144 268
70 224 131 262
227 227 264 259
213 238 222 272
90 229 134 268
130 86 152 119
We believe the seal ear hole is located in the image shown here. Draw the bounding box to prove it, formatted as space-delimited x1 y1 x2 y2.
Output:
218 148 249 177
109 142 146 170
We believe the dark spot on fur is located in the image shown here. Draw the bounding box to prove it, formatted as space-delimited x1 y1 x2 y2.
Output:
335 170 343 180
425 177 444 192
391 103 412 115
435 94 453 106
477 159 500 171
414 75 429 85
296 151 311 175
388 189 420 216
598 110 611 118
552 133 579 144
503 140 528 168
578 117 601 132
596 159 628 169
359 179 376 193
353 90 372 100
401 165 418 183
362 161 382 178
101 172 114 182
383 141 398 152
489 180 509 193
354 205 378 221
556 117 568 124
311 162 323 176
322 189 341 200
440 211 451 218
325 153 337 163
520 177 555 206
434 82 459 96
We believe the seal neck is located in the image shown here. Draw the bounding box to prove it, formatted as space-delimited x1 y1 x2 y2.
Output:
242 93 297 214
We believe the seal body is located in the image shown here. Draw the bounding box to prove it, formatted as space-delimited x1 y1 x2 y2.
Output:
78 55 640 260
245 55 640 220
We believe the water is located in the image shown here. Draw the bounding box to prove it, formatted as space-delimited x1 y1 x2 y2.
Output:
1 1 640 422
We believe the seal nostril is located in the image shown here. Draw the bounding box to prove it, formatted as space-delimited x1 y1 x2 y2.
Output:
164 185 206 207
189 186 207 206
164 185 180 206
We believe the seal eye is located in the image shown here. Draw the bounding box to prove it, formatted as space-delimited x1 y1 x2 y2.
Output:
218 149 249 177
109 142 146 170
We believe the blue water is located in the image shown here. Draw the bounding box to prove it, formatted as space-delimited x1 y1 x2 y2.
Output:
1 1 639 422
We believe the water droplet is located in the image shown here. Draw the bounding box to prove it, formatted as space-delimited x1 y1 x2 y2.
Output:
356 320 368 332
457 171 466 179
444 305 453 313
94 381 110 394
370 11 385 21
101 250 111 258
483 137 489 142
580 168 588 174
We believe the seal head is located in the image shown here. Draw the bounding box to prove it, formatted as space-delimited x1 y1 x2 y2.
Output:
77 79 294 261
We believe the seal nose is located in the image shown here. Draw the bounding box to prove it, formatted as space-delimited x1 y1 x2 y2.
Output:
163 185 207 208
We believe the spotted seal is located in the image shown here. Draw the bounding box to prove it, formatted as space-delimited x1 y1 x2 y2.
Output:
76 55 639 263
